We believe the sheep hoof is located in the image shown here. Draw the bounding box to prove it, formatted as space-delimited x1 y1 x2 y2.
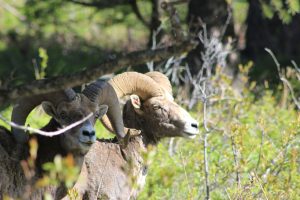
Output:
119 134 130 149
119 129 141 149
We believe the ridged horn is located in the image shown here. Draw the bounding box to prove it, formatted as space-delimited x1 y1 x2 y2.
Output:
108 72 164 100
100 114 129 135
82 80 126 139
11 89 76 143
145 71 174 101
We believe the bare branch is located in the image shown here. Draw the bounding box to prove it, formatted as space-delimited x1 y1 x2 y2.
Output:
161 1 185 42
0 41 196 106
230 134 241 188
129 0 150 27
67 0 127 9
264 48 281 73
265 48 300 109
291 60 300 73
203 99 210 200
279 77 300 109
0 113 93 137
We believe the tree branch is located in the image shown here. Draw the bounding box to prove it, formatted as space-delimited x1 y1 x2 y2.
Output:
265 48 300 110
0 113 93 137
67 0 128 9
129 0 150 27
0 41 196 106
161 1 185 42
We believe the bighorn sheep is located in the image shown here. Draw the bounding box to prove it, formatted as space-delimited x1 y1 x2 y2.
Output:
69 72 199 199
0 81 125 199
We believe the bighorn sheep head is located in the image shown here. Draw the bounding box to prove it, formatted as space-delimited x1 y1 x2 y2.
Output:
102 72 199 142
124 94 199 139
11 81 125 154
42 94 108 153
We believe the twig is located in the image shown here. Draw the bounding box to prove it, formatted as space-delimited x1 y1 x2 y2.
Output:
253 172 269 200
291 60 300 73
220 6 232 39
230 134 241 188
203 99 210 200
67 0 126 9
265 48 300 109
161 1 185 42
225 187 232 200
0 113 93 137
256 128 265 172
179 148 192 195
264 48 281 74
129 0 150 27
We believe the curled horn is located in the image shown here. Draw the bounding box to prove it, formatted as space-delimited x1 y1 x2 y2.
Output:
108 72 164 100
145 71 174 100
11 89 76 143
100 72 166 134
82 81 126 139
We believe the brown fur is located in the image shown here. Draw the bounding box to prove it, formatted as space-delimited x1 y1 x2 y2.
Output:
64 95 199 199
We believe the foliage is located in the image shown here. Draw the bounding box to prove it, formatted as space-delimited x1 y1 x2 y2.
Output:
231 0 300 24
0 0 150 86
36 154 80 189
0 0 299 199
261 0 300 23
138 64 300 199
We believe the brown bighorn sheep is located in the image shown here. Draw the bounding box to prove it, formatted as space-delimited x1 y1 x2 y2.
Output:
0 81 126 199
68 72 199 199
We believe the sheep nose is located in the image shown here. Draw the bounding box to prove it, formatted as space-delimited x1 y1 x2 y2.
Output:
191 123 198 129
82 130 95 137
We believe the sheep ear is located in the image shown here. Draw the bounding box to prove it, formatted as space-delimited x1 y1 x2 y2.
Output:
130 95 141 109
130 95 144 116
41 101 56 118
97 105 108 119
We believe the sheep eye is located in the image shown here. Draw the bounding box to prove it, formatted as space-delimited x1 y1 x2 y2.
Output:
153 105 161 110
60 111 67 119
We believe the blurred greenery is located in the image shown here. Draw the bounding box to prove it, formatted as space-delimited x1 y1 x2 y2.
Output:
0 0 150 86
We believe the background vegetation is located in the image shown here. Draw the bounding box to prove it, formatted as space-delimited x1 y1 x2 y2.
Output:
0 0 299 199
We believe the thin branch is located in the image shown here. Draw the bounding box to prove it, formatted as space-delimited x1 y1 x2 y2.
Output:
161 1 185 42
0 113 93 137
291 60 300 73
0 41 196 106
203 99 210 200
148 0 162 47
129 0 150 27
167 0 188 5
67 0 127 9
230 134 241 188
265 48 300 109
220 6 232 39
179 148 192 194
279 78 300 109
256 128 265 172
203 133 210 200
264 48 281 73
